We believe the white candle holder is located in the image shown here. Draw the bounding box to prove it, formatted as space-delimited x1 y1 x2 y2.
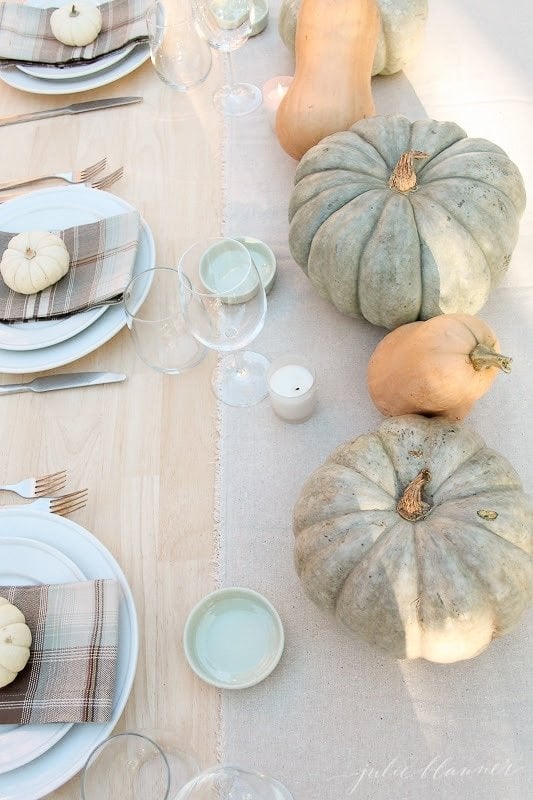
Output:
267 354 318 423
262 75 293 131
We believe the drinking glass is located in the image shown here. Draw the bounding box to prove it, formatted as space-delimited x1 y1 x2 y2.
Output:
81 731 200 800
124 268 206 374
146 1 212 91
178 237 269 406
192 0 262 115
174 765 294 799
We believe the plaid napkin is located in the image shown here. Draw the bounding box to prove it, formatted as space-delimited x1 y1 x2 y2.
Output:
0 0 151 67
0 209 140 322
0 579 119 724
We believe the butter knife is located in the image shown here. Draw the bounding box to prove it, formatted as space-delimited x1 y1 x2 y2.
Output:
0 96 143 128
0 372 126 395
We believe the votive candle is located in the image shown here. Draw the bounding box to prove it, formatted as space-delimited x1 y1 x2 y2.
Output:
267 354 317 423
262 75 293 131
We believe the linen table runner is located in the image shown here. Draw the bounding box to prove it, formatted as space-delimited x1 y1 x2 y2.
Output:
0 0 150 67
0 579 119 724
0 209 140 322
217 2 533 799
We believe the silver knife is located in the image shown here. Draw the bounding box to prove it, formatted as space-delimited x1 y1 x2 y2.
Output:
0 97 143 128
0 372 126 395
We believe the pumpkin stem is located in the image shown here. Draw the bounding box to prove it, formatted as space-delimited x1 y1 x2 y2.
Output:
70 4 79 16
388 150 429 193
470 343 512 374
397 469 432 521
24 247 36 260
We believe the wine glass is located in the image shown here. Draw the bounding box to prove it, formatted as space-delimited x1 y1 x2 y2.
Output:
124 267 206 374
174 765 294 799
146 1 212 92
191 0 262 115
80 731 200 800
177 237 269 406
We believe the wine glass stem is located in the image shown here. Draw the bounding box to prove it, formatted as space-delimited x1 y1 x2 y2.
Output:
226 50 235 89
233 349 246 376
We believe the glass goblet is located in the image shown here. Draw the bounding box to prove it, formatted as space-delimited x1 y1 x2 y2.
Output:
192 0 262 115
146 1 212 91
178 237 269 406
124 267 206 374
174 765 294 800
80 732 171 800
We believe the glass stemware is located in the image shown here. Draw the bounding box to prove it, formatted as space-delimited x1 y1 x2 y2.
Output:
124 267 206 374
192 0 262 115
174 765 294 799
178 237 269 406
146 1 212 92
80 731 200 800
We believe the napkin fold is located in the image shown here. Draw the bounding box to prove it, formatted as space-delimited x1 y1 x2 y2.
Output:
0 0 151 67
0 579 119 724
0 209 140 322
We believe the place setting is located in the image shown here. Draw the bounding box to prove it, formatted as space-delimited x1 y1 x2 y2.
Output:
0 498 139 800
0 171 155 374
0 0 152 95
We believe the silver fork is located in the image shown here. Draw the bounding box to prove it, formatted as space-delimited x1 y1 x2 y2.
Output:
90 166 124 190
0 489 89 517
0 157 107 192
0 470 67 499
0 168 125 203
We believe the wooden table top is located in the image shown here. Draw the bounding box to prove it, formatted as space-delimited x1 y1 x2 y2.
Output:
0 32 224 800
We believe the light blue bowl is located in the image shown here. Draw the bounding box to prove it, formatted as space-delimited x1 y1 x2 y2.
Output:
183 587 284 689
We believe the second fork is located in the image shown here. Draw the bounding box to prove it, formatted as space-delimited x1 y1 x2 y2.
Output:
0 157 107 192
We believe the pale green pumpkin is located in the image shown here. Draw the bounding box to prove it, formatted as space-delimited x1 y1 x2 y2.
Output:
293 415 533 663
288 115 526 329
279 0 428 76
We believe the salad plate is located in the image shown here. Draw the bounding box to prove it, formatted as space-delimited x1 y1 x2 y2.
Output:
0 536 85 775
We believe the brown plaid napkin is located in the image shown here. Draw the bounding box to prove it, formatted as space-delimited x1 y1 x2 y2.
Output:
0 579 119 724
0 209 140 322
0 0 151 67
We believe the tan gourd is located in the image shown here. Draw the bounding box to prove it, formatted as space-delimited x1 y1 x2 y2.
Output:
293 415 533 663
279 0 429 77
367 314 513 420
0 597 32 688
275 0 380 160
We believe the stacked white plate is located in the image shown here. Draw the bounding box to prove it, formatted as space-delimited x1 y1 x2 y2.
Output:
0 184 155 374
0 509 139 799
0 1 150 95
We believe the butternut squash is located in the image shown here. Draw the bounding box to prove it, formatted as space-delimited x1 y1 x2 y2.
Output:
366 314 513 421
275 0 380 160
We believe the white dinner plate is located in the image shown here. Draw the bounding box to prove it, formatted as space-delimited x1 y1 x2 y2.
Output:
0 537 86 775
0 44 149 96
0 190 116 351
0 509 138 800
0 185 155 373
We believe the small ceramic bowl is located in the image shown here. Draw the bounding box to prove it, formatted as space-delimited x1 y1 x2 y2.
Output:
235 236 276 295
250 0 269 37
183 587 284 689
199 236 276 304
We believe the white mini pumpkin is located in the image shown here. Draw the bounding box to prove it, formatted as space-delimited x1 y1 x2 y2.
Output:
0 597 32 689
0 231 70 295
50 2 103 47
